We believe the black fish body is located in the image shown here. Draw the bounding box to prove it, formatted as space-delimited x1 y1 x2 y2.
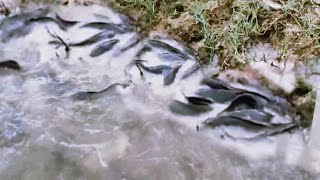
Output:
70 31 115 47
29 16 73 31
0 7 49 28
55 14 78 27
201 77 233 90
223 93 266 112
260 123 297 137
185 96 213 106
148 39 188 60
80 22 127 34
163 65 181 85
72 83 128 101
196 88 241 103
89 39 119 57
137 63 170 74
0 60 21 70
181 63 200 79
158 53 186 62
204 116 267 130
218 109 274 127
169 100 213 116
118 33 143 53
267 96 296 117
200 78 271 103
135 46 152 58
0 8 49 42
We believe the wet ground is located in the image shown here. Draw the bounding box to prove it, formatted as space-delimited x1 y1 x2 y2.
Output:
0 4 319 179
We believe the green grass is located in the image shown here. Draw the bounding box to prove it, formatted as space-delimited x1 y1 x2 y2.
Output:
107 0 320 68
14 0 320 68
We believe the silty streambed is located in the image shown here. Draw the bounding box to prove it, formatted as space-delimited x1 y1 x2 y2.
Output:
0 4 319 179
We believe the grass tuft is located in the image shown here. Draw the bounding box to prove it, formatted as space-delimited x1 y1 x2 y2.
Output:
15 0 320 69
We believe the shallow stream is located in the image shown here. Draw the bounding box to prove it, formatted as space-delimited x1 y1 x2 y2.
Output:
0 4 319 179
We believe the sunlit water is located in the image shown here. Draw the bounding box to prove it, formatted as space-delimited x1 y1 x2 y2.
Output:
0 4 319 179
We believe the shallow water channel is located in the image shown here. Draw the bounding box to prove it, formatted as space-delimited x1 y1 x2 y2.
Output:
0 4 319 179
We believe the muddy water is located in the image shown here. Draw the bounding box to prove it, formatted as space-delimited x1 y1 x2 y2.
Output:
0 4 319 179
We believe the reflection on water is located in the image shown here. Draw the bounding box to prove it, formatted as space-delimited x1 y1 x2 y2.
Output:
0 3 319 179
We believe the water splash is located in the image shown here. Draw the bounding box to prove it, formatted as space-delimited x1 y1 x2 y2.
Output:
0 3 319 179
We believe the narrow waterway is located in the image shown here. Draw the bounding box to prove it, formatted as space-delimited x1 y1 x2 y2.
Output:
0 4 319 179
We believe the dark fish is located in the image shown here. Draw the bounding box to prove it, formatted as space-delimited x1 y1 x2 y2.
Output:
29 17 67 30
151 37 196 59
49 40 63 48
158 53 186 61
0 7 49 28
163 65 181 85
196 88 241 103
137 63 170 74
182 44 196 59
218 109 274 127
0 8 49 42
46 27 70 55
260 123 298 137
135 45 152 58
169 100 213 116
222 93 266 112
1 25 33 42
185 96 213 106
72 91 95 101
0 60 21 70
70 31 115 47
80 22 127 33
204 116 267 130
49 40 62 45
72 83 128 101
266 96 296 117
201 77 232 90
148 39 188 59
202 78 271 101
29 14 77 30
89 39 119 57
181 63 200 79
222 123 298 140
55 14 78 27
118 33 143 53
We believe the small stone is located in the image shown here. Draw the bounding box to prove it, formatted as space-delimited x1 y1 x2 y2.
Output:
263 0 282 10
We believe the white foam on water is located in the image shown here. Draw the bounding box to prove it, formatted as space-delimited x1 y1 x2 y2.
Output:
0 4 319 179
